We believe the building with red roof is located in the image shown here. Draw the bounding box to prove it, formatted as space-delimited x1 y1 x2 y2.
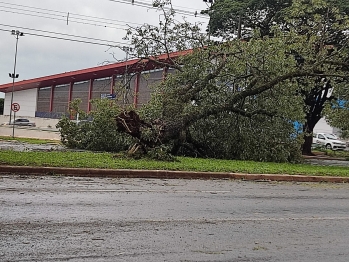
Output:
0 50 190 119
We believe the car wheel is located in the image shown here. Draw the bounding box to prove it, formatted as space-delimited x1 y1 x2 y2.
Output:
325 144 332 150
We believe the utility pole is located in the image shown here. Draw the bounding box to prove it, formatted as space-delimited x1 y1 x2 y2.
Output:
8 30 24 137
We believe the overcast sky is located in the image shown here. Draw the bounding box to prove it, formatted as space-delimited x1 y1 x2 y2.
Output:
0 0 209 98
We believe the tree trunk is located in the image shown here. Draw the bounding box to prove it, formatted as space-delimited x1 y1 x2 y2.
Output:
301 80 333 155
302 120 317 155
302 134 313 155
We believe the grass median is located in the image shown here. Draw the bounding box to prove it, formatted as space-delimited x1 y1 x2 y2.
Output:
1 136 349 177
0 149 349 177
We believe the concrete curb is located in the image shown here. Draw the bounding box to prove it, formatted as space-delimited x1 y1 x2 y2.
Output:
1 165 349 183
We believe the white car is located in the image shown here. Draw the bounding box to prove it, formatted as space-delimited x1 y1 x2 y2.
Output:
312 133 346 150
10 118 36 127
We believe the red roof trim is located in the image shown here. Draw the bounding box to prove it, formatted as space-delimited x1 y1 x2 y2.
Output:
0 49 192 93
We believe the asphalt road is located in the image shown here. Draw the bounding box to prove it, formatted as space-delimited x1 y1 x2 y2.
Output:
1 176 349 262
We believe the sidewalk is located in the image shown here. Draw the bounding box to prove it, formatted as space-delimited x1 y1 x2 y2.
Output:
1 165 349 183
0 125 60 140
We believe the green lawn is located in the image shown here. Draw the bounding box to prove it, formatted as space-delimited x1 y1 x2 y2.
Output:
0 149 349 177
1 136 349 177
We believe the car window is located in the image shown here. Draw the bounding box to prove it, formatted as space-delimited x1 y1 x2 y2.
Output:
325 134 337 140
318 134 325 139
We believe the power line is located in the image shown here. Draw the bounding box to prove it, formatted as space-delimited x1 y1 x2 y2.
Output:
108 0 209 19
25 32 124 47
0 5 128 28
0 27 130 47
0 2 145 30
0 0 208 32
0 8 128 30
0 23 126 45
0 1 145 26
123 0 203 11
0 0 208 47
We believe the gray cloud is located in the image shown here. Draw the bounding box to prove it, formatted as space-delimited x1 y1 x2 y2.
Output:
0 0 208 98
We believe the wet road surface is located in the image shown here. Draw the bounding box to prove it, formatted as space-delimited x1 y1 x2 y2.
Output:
1 176 349 262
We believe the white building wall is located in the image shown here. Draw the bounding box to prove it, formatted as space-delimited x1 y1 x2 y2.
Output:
314 118 332 134
3 88 38 117
313 118 341 136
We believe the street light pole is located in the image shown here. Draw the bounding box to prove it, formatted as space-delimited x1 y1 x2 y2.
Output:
8 30 24 132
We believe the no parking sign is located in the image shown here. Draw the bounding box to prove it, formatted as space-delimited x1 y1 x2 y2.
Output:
11 103 20 112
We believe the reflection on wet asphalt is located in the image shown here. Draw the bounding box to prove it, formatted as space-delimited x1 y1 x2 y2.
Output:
1 176 349 261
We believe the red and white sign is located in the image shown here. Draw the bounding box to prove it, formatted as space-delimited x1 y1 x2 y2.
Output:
11 103 20 112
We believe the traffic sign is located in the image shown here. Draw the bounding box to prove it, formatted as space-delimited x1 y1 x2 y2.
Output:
11 103 20 112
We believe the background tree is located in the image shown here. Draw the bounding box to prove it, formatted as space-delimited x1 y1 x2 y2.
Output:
0 98 4 115
206 0 349 155
203 0 291 39
286 0 349 154
324 91 349 139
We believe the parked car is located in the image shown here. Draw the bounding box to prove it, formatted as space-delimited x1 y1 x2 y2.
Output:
312 133 346 150
10 118 36 127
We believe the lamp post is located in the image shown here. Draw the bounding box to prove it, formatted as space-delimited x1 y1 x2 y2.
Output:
8 30 24 133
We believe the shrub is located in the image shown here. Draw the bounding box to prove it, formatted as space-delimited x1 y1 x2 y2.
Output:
56 99 133 152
